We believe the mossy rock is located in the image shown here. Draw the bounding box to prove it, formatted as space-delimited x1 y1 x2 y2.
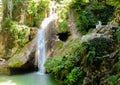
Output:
0 64 10 75
8 58 23 68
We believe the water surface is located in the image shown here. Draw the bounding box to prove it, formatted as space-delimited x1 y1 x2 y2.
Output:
0 72 61 85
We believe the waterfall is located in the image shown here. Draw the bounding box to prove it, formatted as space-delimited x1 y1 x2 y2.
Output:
36 8 57 75
36 29 46 74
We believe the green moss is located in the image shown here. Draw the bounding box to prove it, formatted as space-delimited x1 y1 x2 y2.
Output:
61 38 80 55
8 58 23 68
57 41 64 49
79 41 88 57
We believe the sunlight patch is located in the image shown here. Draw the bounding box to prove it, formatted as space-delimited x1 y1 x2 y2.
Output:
0 80 16 85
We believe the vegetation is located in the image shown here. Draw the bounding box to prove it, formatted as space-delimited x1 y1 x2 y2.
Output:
27 0 49 27
69 0 115 35
1 0 120 84
45 37 116 85
1 18 29 57
1 0 49 58
115 27 120 43
57 1 69 33
45 47 83 85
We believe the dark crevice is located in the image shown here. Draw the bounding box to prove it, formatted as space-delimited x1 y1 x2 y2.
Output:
57 32 70 42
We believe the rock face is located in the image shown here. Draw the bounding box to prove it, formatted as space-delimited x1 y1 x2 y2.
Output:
68 9 80 38
6 38 36 74
81 8 120 42
0 0 4 58
45 20 57 58
0 0 3 29
0 64 10 75
0 58 10 75
0 34 5 58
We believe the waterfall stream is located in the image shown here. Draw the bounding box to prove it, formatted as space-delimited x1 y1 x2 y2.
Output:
36 9 57 74
36 28 46 74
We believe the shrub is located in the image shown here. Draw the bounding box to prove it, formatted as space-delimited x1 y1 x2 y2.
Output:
115 27 120 43
45 46 82 84
107 74 120 85
70 0 114 35
81 37 115 70
66 67 83 85
88 37 114 57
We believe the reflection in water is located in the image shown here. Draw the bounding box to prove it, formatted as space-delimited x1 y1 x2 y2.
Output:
0 72 61 85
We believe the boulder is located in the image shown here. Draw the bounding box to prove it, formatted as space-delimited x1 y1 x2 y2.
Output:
6 38 36 74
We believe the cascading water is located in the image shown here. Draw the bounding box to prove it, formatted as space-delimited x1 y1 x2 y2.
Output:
36 7 57 75
36 29 46 74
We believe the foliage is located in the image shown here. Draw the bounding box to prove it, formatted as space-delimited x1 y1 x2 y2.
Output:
81 37 115 70
12 0 25 21
45 40 82 85
57 41 64 49
2 18 29 55
10 24 28 47
66 67 83 85
45 53 82 85
79 41 88 57
112 52 120 72
107 0 120 8
107 74 120 85
88 37 114 57
115 27 120 43
57 5 69 33
12 0 23 6
2 18 13 30
45 36 116 84
54 0 61 3
69 0 115 35
28 0 49 27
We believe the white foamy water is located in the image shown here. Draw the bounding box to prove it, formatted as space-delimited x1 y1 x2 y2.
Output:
36 9 58 75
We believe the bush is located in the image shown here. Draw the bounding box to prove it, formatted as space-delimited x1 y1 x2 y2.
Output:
115 27 120 43
88 37 114 57
107 74 120 85
70 0 115 35
67 67 83 85
10 25 28 47
81 37 115 69
45 47 82 85
45 37 116 84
